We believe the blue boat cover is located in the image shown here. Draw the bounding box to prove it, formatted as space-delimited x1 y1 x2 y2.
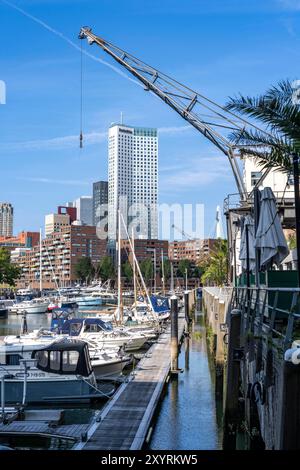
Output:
150 295 170 314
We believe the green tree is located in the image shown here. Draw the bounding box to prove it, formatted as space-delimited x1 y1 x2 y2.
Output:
201 239 228 286
75 257 94 282
192 265 204 279
122 261 133 282
140 258 153 283
177 259 192 277
98 256 115 281
288 232 297 250
0 247 21 286
225 79 300 171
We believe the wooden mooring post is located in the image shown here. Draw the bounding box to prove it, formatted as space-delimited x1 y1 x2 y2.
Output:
223 308 242 450
278 360 300 449
184 290 191 329
171 295 179 372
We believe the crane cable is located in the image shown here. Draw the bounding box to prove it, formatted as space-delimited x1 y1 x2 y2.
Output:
80 39 83 148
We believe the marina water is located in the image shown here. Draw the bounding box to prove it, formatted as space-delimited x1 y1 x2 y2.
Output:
0 308 222 449
150 310 222 450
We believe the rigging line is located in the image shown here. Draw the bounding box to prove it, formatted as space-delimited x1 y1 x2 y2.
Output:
80 40 83 149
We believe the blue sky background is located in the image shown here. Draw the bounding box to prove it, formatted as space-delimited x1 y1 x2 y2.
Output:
0 0 300 238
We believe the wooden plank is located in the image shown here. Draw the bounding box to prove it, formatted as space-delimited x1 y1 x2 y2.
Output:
75 312 185 450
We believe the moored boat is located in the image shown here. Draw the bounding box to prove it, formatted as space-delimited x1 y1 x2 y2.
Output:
0 337 115 404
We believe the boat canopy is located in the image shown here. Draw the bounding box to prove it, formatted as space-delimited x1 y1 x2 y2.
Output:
51 308 74 331
32 339 92 377
60 318 113 336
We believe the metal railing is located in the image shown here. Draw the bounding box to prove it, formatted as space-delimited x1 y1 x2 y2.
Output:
224 191 295 213
231 286 300 351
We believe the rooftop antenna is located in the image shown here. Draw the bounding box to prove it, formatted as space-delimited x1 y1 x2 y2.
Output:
120 111 123 125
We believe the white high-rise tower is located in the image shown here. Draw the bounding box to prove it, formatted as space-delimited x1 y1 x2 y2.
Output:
108 124 158 240
0 202 13 237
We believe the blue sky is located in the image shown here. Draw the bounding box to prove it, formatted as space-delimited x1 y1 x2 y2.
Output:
0 0 300 237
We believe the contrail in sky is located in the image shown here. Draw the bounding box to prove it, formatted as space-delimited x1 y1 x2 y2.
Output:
1 0 143 88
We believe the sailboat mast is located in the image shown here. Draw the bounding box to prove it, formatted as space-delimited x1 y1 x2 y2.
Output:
132 227 137 306
161 249 165 296
39 228 42 293
117 209 123 322
119 212 156 317
171 261 174 294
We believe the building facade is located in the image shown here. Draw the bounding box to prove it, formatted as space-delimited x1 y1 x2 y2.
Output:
243 155 294 195
108 124 158 241
93 181 108 227
168 239 218 263
14 225 107 289
0 231 40 253
120 238 168 288
58 205 77 223
73 196 93 226
45 213 70 237
0 203 13 237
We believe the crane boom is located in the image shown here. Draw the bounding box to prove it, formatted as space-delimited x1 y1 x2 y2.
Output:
78 27 266 199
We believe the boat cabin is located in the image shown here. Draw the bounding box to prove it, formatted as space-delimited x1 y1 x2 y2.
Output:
60 318 113 336
32 340 93 377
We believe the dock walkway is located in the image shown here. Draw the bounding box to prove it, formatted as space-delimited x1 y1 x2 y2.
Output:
0 421 89 441
75 311 186 450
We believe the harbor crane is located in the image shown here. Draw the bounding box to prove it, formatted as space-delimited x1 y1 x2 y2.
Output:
79 27 272 201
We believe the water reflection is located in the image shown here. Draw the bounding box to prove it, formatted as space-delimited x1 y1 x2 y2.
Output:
150 312 222 450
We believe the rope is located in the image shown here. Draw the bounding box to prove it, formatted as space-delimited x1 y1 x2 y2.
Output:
79 40 83 148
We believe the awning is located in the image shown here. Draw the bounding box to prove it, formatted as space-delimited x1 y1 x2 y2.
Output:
254 187 289 270
239 215 256 273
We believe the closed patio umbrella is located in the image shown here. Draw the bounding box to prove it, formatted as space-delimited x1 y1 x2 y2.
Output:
254 187 289 270
239 215 256 273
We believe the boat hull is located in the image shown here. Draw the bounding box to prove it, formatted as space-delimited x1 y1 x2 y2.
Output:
92 357 130 380
1 378 100 404
0 308 8 319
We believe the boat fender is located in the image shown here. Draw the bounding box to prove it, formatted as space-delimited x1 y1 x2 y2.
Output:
291 349 300 365
284 347 298 362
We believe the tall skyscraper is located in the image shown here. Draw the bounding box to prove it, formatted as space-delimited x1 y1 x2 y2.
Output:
73 196 93 226
0 203 13 237
93 181 108 227
108 124 158 240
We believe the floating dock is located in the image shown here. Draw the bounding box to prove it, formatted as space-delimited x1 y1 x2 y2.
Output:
74 310 186 450
0 421 89 442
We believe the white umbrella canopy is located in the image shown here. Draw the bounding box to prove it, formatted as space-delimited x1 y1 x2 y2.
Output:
254 187 289 270
239 215 256 272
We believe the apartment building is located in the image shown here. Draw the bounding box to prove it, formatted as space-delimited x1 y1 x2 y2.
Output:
168 239 218 262
15 225 107 289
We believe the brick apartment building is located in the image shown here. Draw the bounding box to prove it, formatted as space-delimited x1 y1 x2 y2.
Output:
120 239 169 288
14 225 107 289
168 239 218 263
